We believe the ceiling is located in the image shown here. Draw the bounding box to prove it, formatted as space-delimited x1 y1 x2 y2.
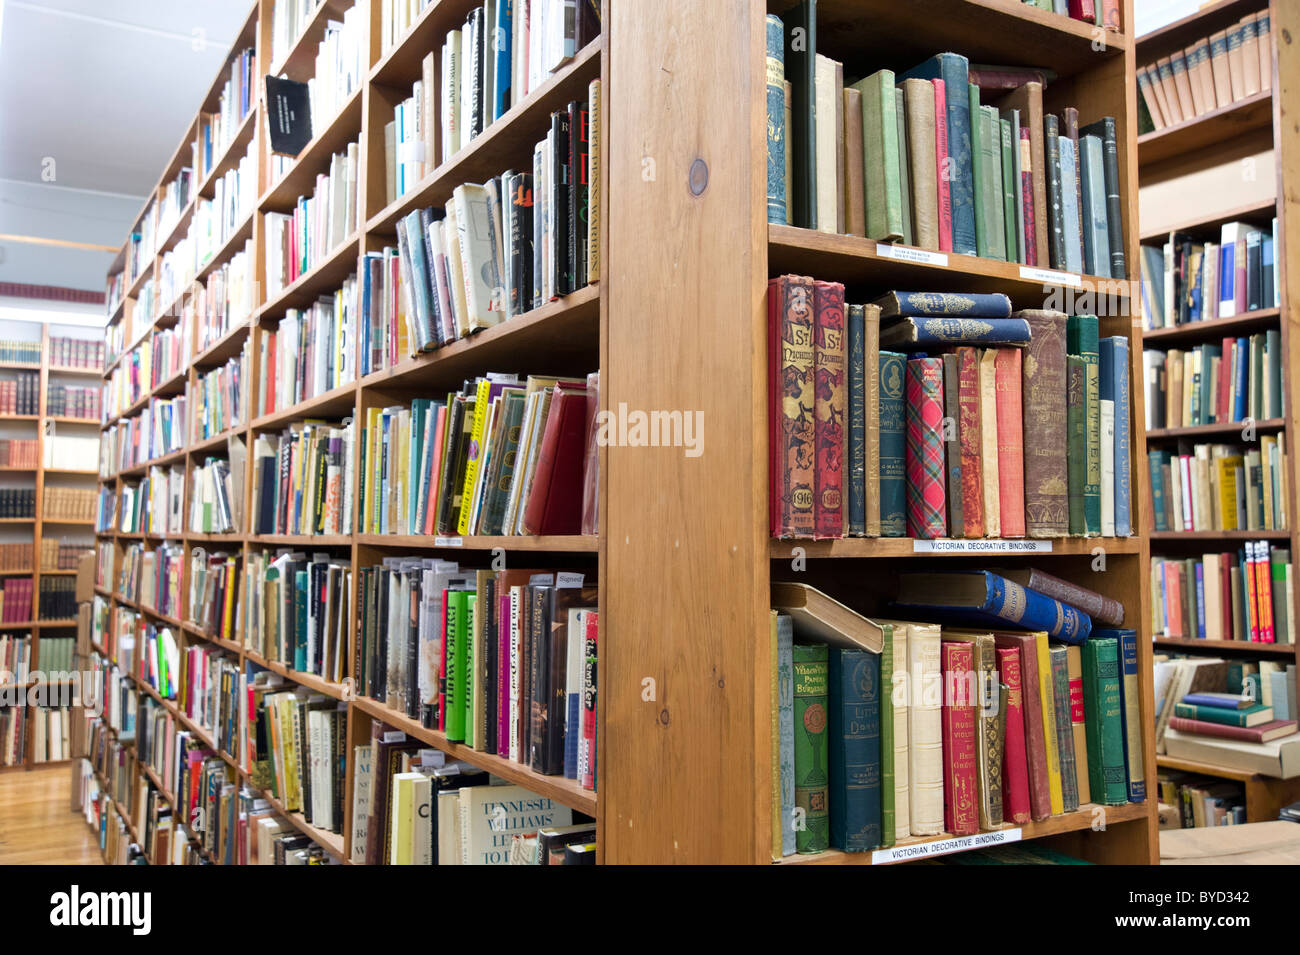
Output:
0 0 254 292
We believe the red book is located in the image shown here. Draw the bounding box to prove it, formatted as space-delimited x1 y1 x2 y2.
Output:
1255 541 1274 642
522 386 589 535
1019 128 1037 267
1168 716 1298 743
424 404 448 534
438 588 451 731
1164 561 1183 638
1100 0 1120 31
768 276 817 538
1220 551 1234 639
498 588 511 756
941 640 978 835
812 280 846 539
932 78 953 253
994 632 1050 821
1217 337 1232 423
957 347 985 537
996 646 1031 824
994 348 1026 537
1068 0 1096 23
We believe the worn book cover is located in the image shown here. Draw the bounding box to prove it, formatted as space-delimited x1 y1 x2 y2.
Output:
1019 310 1069 536
813 281 847 538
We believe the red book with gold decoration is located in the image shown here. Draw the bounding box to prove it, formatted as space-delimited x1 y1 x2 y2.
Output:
994 348 1026 537
813 280 847 539
957 346 984 538
941 639 978 836
994 631 1051 821
768 275 817 538
997 646 1032 824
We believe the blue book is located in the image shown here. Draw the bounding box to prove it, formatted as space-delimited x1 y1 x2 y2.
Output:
1234 337 1248 421
1079 135 1111 278
494 0 513 121
879 317 1030 348
894 571 1093 643
878 351 907 536
828 647 881 852
847 306 866 535
900 53 976 256
777 614 796 856
1220 243 1235 313
1097 628 1146 803
765 14 786 225
1195 563 1206 640
1059 137 1084 274
873 291 1011 319
1184 692 1251 709
1110 336 1131 536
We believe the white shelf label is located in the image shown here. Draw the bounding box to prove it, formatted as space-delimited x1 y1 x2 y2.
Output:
382 731 407 743
1020 265 1081 287
872 827 1023 864
434 536 463 547
875 244 949 267
913 539 1053 554
556 571 586 589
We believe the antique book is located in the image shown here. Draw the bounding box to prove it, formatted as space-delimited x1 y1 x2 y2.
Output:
846 306 867 536
814 54 842 235
1136 65 1166 129
980 104 1006 261
1169 51 1196 120
871 291 1012 318
904 357 946 538
997 566 1122 626
895 88 913 247
813 281 847 538
793 642 830 852
1208 29 1233 108
898 619 942 835
1240 13 1261 98
878 623 896 847
957 347 985 537
1155 56 1183 124
1000 118 1018 262
828 647 881 851
994 81 1048 267
770 581 887 653
864 305 883 536
843 87 865 235
994 347 1026 538
769 275 816 538
764 16 786 224
1100 335 1131 536
1227 18 1247 100
973 632 1003 828
1066 645 1092 804
774 613 796 856
1078 135 1111 278
1058 134 1084 274
1036 632 1064 815
878 350 907 536
1067 315 1101 535
1050 646 1080 812
940 638 978 836
1079 117 1126 280
783 2 817 229
879 316 1030 348
886 621 910 842
901 53 975 255
1018 310 1069 536
1104 628 1146 802
894 570 1093 643
996 646 1032 823
1081 636 1128 805
994 632 1050 820
932 77 953 253
1257 10 1272 92
901 78 939 251
978 348 1002 537
968 88 990 258
1182 42 1208 116
850 69 904 242
1066 355 1087 534
942 353 964 538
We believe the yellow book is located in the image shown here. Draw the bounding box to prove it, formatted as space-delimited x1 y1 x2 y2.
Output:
396 409 411 532
1035 632 1063 815
1216 455 1242 530
1262 435 1276 530
457 379 494 535
222 557 237 640
390 773 419 864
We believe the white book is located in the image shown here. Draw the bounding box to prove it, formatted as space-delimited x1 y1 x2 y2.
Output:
1100 397 1115 535
897 620 942 835
411 773 433 865
458 784 572 865
452 183 505 330
813 54 840 235
889 623 910 842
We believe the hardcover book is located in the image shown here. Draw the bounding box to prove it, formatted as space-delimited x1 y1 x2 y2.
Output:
1018 310 1069 537
769 276 816 538
828 647 882 851
895 571 1093 643
793 643 830 852
1082 636 1128 805
813 280 847 538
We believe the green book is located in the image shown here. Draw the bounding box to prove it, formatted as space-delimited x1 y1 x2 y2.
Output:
894 88 913 247
851 70 903 242
464 593 477 748
1172 702 1274 727
999 117 1017 263
445 589 470 742
793 643 830 853
1081 637 1127 806
1067 314 1101 534
1066 355 1086 535
879 623 895 847
982 105 1006 261
968 83 988 257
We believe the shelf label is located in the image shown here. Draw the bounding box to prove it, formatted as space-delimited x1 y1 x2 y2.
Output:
912 539 1053 554
872 827 1023 864
382 731 407 743
1020 265 1081 287
418 749 445 768
434 536 463 547
556 571 586 589
875 244 949 267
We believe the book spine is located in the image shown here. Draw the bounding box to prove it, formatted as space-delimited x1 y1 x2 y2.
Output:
940 641 978 836
864 305 882 536
765 15 786 225
986 574 1092 643
994 348 1026 537
957 347 984 537
847 306 866 536
877 292 1012 318
1026 569 1123 627
905 357 946 538
1083 637 1128 805
1021 312 1069 536
1113 336 1131 537
997 647 1031 824
828 649 881 851
975 638 1002 828
941 354 964 538
769 277 816 538
932 78 952 253
793 644 829 853
878 351 907 536
812 281 847 539
1050 647 1079 812
1116 630 1146 801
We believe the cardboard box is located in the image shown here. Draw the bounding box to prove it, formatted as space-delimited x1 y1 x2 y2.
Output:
75 552 95 603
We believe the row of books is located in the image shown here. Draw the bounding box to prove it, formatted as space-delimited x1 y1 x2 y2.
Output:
118 541 183 620
0 488 35 519
49 337 104 369
0 372 39 414
356 561 598 787
195 240 257 355
157 168 194 245
195 139 258 269
769 576 1141 856
1141 333 1281 431
0 439 38 468
1151 543 1292 645
1138 9 1271 133
0 339 41 363
1139 220 1279 330
100 394 187 475
269 0 322 68
196 47 257 181
0 634 30 683
189 450 244 534
0 578 34 623
43 487 96 522
251 420 355 536
44 434 97 472
300 4 364 142
46 383 99 420
265 142 361 298
770 281 1132 539
37 635 74 675
243 551 350 683
189 550 240 644
1158 770 1246 828
0 543 32 571
766 25 1125 279
193 351 246 441
38 578 77 620
1148 439 1288 533
43 539 91 573
0 707 26 765
1160 682 1298 774
255 276 356 417
30 705 72 762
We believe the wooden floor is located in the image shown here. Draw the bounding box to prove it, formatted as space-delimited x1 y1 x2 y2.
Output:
0 765 102 864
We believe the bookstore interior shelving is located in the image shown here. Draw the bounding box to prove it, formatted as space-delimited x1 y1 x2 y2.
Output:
88 0 1159 864
1137 0 1300 821
0 319 102 773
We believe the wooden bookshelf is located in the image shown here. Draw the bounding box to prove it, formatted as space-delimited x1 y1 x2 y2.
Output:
1138 0 1300 802
90 0 1161 866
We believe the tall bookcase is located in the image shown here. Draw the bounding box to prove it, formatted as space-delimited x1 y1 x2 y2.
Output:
93 0 1156 864
1137 0 1300 819
0 320 101 773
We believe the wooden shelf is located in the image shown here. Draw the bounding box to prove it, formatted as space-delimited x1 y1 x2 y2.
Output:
1150 529 1291 541
357 533 599 552
250 381 357 431
1136 0 1264 58
1143 307 1281 344
256 232 361 321
1146 418 1285 441
191 318 249 369
194 208 256 282
1156 754 1256 782
1139 197 1277 241
1154 636 1296 656
1138 90 1274 168
771 536 1141 558
259 87 365 214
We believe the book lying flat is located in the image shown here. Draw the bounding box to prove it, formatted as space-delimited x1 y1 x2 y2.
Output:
771 581 886 653
894 570 1092 643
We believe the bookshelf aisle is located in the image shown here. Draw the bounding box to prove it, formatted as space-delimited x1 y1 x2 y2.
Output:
1138 0 1300 825
0 319 101 773
88 0 1161 865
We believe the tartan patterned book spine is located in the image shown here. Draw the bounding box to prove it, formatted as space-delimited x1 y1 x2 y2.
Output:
813 281 847 539
905 357 946 538
769 275 816 538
